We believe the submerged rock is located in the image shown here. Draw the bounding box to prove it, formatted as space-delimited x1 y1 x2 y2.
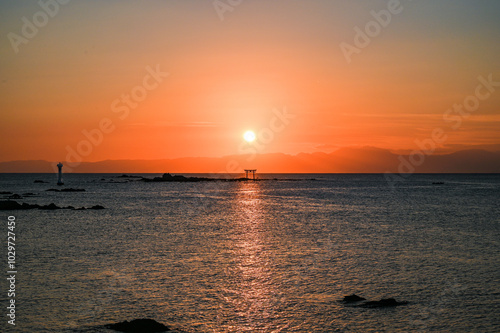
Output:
106 318 170 332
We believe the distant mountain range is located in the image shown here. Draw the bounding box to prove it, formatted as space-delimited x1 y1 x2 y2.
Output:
1 147 499 173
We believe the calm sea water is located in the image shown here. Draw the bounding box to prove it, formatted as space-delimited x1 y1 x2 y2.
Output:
0 173 499 332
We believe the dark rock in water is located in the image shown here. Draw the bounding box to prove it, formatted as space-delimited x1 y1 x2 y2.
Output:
432 182 445 185
340 294 366 303
0 191 13 195
61 188 85 192
160 173 190 181
117 174 142 178
358 298 408 308
0 201 47 210
8 194 22 199
339 294 408 308
22 192 37 196
143 173 230 183
46 188 85 192
39 203 61 210
90 205 105 210
34 180 48 183
106 318 170 332
21 202 38 209
0 201 24 210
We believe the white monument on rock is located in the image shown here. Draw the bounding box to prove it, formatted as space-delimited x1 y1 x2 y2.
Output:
57 162 64 185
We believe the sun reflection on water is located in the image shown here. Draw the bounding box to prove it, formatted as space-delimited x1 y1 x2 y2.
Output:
220 181 285 332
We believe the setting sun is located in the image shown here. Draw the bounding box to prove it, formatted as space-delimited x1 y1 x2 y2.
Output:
243 130 256 143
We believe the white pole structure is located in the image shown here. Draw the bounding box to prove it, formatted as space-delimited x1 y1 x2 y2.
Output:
57 162 64 185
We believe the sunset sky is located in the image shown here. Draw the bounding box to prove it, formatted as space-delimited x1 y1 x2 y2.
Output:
1 0 499 163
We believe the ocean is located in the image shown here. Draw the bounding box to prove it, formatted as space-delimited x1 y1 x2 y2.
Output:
0 173 499 332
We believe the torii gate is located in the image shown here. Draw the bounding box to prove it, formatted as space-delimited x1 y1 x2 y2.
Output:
244 169 256 180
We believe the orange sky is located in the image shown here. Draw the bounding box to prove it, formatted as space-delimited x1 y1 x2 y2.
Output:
1 0 499 164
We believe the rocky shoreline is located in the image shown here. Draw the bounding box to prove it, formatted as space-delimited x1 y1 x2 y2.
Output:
0 200 104 211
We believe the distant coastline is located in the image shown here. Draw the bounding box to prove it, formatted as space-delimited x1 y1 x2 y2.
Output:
0 148 499 173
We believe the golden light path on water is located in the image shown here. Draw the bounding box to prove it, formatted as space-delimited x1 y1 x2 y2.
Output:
222 181 285 332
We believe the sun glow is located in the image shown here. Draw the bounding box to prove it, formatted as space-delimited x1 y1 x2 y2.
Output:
243 130 256 142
